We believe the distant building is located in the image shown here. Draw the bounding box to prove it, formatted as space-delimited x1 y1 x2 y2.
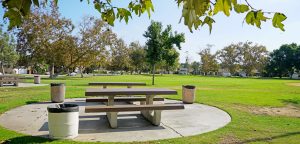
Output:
218 69 231 77
14 68 28 74
178 68 188 75
239 71 247 77
292 73 299 79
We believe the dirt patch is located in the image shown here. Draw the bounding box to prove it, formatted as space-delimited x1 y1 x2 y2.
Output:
286 83 300 87
219 135 240 144
234 104 300 118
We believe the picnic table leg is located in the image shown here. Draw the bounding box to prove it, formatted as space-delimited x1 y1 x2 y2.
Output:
0 82 3 87
107 95 118 128
152 110 162 126
141 95 161 125
103 85 107 89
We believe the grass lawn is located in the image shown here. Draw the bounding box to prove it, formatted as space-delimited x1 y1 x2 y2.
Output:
0 75 300 144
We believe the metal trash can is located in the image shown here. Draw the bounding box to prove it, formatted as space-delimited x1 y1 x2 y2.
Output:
47 104 79 139
51 83 65 103
34 75 41 84
182 85 196 104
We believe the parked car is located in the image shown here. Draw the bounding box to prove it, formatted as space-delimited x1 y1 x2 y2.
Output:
0 72 2 75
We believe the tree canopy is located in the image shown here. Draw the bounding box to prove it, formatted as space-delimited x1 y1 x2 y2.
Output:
2 0 287 32
0 25 18 74
144 21 185 85
265 43 300 78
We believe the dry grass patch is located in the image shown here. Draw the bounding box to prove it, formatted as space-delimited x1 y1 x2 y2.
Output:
219 134 240 144
234 104 300 118
286 83 300 87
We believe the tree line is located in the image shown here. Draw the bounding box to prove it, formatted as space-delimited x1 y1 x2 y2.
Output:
187 42 300 78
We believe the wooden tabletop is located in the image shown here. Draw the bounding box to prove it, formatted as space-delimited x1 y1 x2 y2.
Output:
88 82 146 86
85 88 177 96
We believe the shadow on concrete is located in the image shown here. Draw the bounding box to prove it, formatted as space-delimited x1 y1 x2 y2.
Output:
2 136 52 144
38 113 164 135
39 122 48 131
64 101 86 106
79 114 165 134
239 131 300 143
26 101 52 105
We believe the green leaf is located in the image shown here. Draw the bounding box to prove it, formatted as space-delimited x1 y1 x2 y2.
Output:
214 0 232 16
3 10 22 30
94 2 101 13
22 0 32 16
272 13 287 31
234 4 249 13
245 11 269 29
202 16 215 33
144 0 154 18
245 11 255 25
223 0 231 16
117 8 132 23
32 0 39 6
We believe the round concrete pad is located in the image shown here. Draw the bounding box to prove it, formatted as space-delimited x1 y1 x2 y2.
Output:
0 98 231 142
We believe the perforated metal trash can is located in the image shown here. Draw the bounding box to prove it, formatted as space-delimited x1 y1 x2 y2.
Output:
47 104 79 139
182 85 196 104
34 75 41 84
50 83 65 103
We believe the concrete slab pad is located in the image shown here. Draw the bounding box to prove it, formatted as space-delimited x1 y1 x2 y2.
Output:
0 98 231 142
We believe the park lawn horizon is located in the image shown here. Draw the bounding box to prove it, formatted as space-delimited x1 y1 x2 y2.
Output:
0 75 300 144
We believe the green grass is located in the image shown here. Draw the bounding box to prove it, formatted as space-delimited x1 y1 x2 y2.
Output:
1 75 300 144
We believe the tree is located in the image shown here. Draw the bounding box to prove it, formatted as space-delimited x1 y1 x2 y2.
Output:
265 43 298 78
144 21 185 85
128 42 147 74
237 42 268 76
163 48 180 74
191 61 201 75
16 2 74 78
216 44 240 74
199 44 219 75
108 38 130 73
75 16 115 78
3 0 287 32
0 26 18 74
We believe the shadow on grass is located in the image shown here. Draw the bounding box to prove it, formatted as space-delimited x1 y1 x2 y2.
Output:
26 101 40 104
239 131 300 143
2 136 53 144
280 98 300 107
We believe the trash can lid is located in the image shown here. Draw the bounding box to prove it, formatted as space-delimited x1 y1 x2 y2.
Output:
47 104 79 113
50 83 65 86
34 75 40 77
183 85 196 89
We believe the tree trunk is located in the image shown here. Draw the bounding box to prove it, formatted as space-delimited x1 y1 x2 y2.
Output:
80 67 84 78
0 62 5 75
50 63 55 79
152 64 155 85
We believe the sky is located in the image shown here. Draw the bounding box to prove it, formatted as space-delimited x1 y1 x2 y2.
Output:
1 0 299 63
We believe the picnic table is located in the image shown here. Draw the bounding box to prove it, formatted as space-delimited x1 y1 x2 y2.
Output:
88 82 146 88
0 75 20 87
85 88 184 128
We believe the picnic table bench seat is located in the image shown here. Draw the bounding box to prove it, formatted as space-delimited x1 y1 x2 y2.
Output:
86 97 164 102
85 104 184 127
